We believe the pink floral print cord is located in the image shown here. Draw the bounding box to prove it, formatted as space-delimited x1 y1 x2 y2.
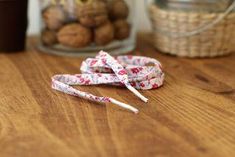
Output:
52 51 164 114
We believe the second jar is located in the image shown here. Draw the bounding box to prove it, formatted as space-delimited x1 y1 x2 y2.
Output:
39 0 137 56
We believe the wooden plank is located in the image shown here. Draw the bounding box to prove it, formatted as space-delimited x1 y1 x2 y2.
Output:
0 34 234 157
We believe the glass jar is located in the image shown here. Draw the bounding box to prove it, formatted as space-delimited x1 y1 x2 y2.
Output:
39 0 137 56
154 0 233 12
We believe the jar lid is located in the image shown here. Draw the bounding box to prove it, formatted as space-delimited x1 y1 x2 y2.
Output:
156 0 233 12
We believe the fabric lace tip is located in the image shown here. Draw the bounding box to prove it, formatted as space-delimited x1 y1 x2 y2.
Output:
127 85 148 103
109 98 139 114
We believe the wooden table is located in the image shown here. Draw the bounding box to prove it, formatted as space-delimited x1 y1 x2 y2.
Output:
0 34 235 157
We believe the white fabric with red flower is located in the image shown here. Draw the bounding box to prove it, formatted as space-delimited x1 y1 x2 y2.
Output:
52 51 164 113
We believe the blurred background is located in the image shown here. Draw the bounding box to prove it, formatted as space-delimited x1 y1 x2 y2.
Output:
28 0 151 34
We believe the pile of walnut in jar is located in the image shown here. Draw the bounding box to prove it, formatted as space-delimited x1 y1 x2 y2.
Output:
41 0 131 49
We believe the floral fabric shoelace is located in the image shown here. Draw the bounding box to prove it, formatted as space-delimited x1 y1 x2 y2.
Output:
52 51 164 113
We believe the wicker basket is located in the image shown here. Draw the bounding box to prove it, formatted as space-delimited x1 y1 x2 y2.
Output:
149 4 235 58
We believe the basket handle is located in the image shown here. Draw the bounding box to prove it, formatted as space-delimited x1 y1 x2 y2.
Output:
146 0 235 38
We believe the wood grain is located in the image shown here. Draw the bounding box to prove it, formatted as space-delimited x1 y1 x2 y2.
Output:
0 34 235 157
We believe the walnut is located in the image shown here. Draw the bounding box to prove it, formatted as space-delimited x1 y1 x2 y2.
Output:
42 6 66 30
57 23 92 48
113 19 130 40
41 29 58 46
108 0 129 20
76 0 108 27
94 22 114 45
